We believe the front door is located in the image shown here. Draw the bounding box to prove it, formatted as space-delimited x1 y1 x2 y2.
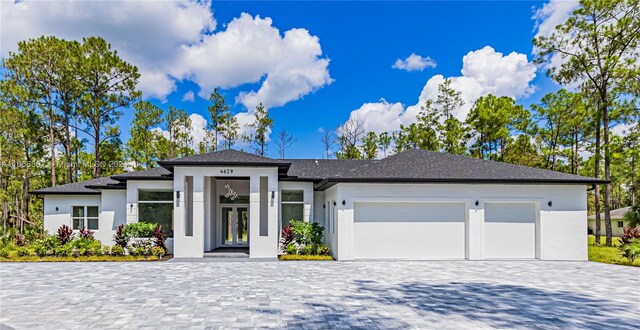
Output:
221 205 249 246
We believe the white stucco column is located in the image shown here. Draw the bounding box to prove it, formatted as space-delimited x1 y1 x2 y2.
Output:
467 202 484 260
248 173 279 258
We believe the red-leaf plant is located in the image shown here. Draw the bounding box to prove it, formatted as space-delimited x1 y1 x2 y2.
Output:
620 226 640 245
56 225 73 245
14 234 26 247
78 227 94 239
152 224 167 253
279 225 294 253
113 224 128 249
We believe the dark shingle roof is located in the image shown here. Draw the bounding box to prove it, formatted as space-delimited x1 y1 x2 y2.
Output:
32 149 606 195
30 176 120 195
157 149 289 168
111 167 172 180
286 159 376 180
315 149 606 189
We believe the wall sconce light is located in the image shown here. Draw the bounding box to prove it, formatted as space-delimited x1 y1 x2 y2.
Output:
176 191 180 199
323 204 326 209
342 200 346 206
474 201 479 207
333 201 336 206
271 191 275 199
548 201 553 207
55 207 59 211
130 203 134 213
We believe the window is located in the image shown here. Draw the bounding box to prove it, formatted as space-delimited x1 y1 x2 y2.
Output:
281 190 304 228
618 221 624 228
138 189 174 237
71 206 99 230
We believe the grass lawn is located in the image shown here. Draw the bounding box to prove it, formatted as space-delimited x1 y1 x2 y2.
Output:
588 236 640 267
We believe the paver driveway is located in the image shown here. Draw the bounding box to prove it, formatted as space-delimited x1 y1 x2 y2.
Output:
1 260 638 329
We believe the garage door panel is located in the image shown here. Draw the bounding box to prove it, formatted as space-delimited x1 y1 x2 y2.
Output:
353 202 466 259
484 203 536 259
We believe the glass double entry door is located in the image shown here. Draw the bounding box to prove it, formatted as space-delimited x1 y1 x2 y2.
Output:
221 205 248 246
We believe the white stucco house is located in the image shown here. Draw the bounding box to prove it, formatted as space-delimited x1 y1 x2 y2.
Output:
32 149 605 260
588 207 634 236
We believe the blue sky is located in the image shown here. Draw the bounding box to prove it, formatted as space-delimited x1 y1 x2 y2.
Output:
1 0 576 159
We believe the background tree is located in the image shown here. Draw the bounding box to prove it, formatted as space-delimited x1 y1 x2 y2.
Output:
319 128 335 159
219 114 239 150
164 107 193 159
336 117 365 159
203 88 231 152
243 103 273 156
467 95 528 161
435 79 467 155
534 0 640 245
274 128 296 159
77 37 140 178
126 101 164 170
378 132 392 158
361 131 378 160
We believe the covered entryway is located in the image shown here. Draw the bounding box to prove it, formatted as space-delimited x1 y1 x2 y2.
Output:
483 202 536 259
353 201 466 259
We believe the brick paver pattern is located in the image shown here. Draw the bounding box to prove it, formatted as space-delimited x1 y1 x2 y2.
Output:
1 260 639 329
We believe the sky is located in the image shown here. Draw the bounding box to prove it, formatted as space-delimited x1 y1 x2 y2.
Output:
1 0 600 159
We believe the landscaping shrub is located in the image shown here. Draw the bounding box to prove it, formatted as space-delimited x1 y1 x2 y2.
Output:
621 239 640 263
152 224 167 253
122 222 156 239
78 227 94 239
16 247 31 257
70 237 102 256
290 220 324 246
111 245 125 256
316 244 330 256
113 224 129 249
54 244 73 257
101 245 112 256
128 239 152 256
57 225 73 245
151 246 165 259
0 249 9 258
285 243 298 255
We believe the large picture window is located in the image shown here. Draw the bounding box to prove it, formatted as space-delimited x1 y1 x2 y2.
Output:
138 190 174 237
281 190 304 229
71 206 99 230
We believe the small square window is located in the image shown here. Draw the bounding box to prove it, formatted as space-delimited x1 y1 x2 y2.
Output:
72 206 84 218
618 221 624 228
87 206 99 218
87 218 99 230
72 218 84 230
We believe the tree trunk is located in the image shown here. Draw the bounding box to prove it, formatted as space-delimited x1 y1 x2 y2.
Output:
93 123 101 178
594 104 601 244
49 94 56 187
602 99 612 246
64 102 72 184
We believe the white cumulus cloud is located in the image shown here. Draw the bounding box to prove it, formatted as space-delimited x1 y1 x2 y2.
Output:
344 46 537 134
182 91 195 103
1 1 332 111
392 53 437 72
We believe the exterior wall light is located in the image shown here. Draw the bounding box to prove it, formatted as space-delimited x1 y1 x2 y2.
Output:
333 201 336 206
55 207 59 211
474 201 479 207
130 203 134 213
342 200 346 206
548 201 553 207
271 191 275 199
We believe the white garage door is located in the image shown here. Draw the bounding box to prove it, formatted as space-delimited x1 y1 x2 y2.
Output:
484 202 536 259
353 202 466 259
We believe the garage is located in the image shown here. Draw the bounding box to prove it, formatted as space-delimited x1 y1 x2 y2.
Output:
353 201 466 259
484 202 537 259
